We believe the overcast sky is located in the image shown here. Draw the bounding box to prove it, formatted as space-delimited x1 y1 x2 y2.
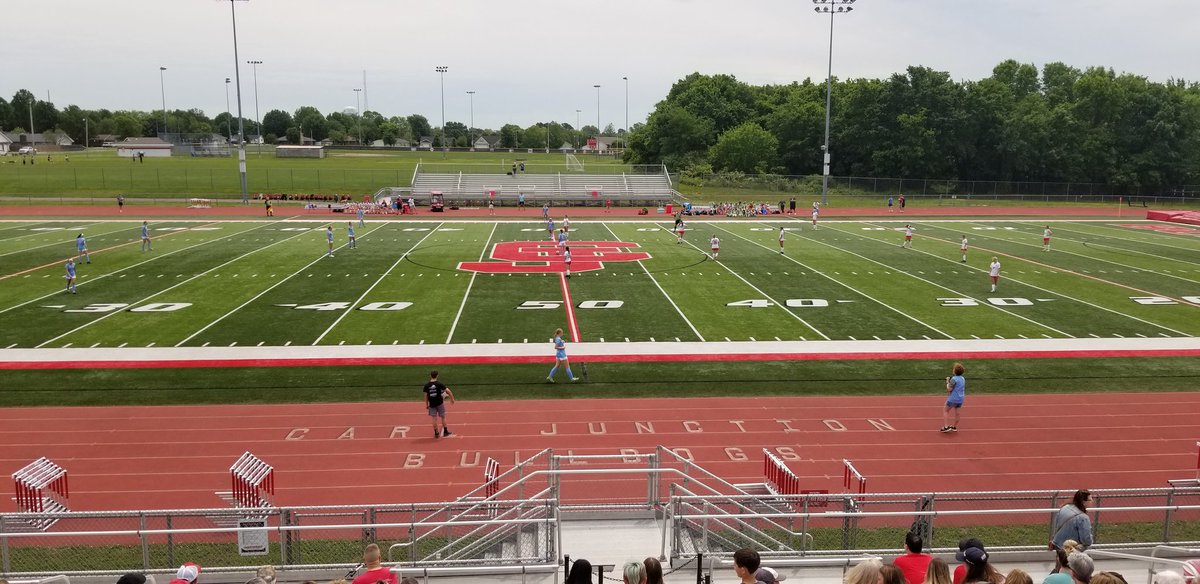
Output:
3 0 1198 131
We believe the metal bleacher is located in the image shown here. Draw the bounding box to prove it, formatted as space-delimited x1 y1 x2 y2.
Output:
397 165 681 207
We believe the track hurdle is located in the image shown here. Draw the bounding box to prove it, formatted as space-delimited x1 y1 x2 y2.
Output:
763 449 799 496
843 459 867 494
483 457 501 498
12 457 69 513
230 452 275 508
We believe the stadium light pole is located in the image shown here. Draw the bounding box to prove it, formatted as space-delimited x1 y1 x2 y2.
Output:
593 84 601 150
435 66 448 158
158 67 168 137
224 0 250 205
622 76 628 147
353 88 363 146
466 91 475 149
575 109 581 149
224 78 232 142
814 0 855 206
247 60 263 155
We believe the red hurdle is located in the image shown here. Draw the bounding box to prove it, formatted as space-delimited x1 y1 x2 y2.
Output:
843 459 867 494
12 457 69 513
763 450 800 496
230 452 275 508
483 457 501 499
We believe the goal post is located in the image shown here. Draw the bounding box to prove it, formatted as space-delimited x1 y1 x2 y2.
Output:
565 153 585 172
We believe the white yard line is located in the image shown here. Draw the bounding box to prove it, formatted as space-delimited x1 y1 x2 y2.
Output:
852 221 1191 337
175 223 389 347
713 223 952 339
0 223 134 258
602 222 705 342
1050 222 1200 258
815 221 1074 338
35 228 315 349
444 223 498 344
0 222 275 316
313 223 445 345
661 224 830 340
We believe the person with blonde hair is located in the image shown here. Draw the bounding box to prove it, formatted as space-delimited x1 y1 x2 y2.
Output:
1004 569 1033 584
622 560 646 584
1152 571 1184 584
1091 573 1127 584
846 558 884 584
923 558 951 584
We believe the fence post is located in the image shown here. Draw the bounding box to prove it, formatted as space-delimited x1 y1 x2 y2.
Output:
1163 488 1175 543
647 451 659 509
166 513 174 567
140 512 150 570
281 508 292 565
2 514 10 573
157 168 161 189
695 551 703 584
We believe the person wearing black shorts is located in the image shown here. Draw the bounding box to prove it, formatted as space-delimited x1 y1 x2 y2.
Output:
423 370 456 438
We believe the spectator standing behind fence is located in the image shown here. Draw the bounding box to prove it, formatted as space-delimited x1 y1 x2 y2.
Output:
1052 490 1094 550
351 544 397 584
566 558 594 584
923 558 951 584
894 531 934 584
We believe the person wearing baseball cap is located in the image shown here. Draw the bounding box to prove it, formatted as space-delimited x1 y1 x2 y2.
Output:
952 538 984 584
960 547 1003 584
756 566 788 583
170 563 201 584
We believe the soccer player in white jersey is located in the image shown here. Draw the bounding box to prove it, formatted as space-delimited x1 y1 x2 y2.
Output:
709 235 720 259
989 256 1001 292
959 234 968 262
562 216 571 233
325 225 335 257
811 202 820 229
901 225 913 248
675 220 686 244
563 246 573 279
346 222 357 249
1042 226 1053 251
141 221 152 252
778 226 786 255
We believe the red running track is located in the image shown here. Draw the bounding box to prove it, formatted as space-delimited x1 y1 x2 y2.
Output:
0 392 1197 511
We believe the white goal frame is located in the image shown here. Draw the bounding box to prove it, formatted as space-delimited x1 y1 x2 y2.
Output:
565 153 585 172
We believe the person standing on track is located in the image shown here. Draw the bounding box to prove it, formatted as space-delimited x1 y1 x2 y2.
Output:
547 328 580 383
989 257 1001 292
1043 225 1054 251
325 225 335 257
960 235 968 263
423 370 456 438
899 194 906 212
888 196 894 213
709 234 720 259
940 362 966 433
75 233 91 264
790 196 797 215
778 226 786 255
117 194 125 213
141 221 153 252
901 225 913 249
64 258 77 294
518 192 526 210
357 206 366 227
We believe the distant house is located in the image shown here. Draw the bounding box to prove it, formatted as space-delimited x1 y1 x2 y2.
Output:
371 138 410 148
116 136 172 158
418 136 433 149
558 142 575 152
2 132 74 149
0 132 11 154
94 134 118 147
472 135 502 150
581 136 620 153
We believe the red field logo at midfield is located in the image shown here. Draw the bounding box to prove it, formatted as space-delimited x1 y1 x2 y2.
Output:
458 241 650 273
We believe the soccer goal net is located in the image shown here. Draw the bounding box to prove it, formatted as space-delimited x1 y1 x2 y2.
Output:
565 153 585 172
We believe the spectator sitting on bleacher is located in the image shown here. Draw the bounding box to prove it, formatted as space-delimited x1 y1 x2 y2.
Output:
1005 570 1033 584
1152 571 1184 584
756 567 788 584
960 547 1003 584
566 558 593 584
623 560 646 584
1091 573 1128 584
845 558 884 584
1048 540 1085 580
116 575 147 584
351 544 397 584
644 557 664 584
953 538 985 584
925 558 952 584
1067 553 1093 584
170 563 201 584
883 566 907 584
894 531 933 584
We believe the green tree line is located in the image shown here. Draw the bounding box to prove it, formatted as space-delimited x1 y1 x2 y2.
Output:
624 60 1200 191
0 89 616 150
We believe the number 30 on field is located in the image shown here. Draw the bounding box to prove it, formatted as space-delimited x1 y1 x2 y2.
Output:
1131 296 1200 305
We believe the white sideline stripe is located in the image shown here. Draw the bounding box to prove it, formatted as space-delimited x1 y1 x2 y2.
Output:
821 221 1074 338
1072 220 1200 244
5 336 1198 363
1053 222 1200 261
660 224 830 340
0 222 121 258
0 222 274 316
601 222 705 342
445 223 498 344
954 221 1200 286
900 222 1195 335
35 227 315 349
175 223 390 347
313 223 446 345
713 223 952 340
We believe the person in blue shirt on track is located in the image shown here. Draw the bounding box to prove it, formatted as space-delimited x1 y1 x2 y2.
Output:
347 222 357 249
940 362 966 433
140 221 152 252
326 225 335 257
547 328 580 383
64 258 77 294
357 207 366 227
75 233 91 264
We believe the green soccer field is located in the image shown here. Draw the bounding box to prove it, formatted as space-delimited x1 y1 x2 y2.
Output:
1 217 1198 349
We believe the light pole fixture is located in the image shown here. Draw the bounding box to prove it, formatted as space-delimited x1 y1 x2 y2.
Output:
593 84 601 150
813 0 856 206
247 60 263 153
158 66 168 137
466 90 475 148
622 76 628 145
575 109 581 149
435 66 448 158
353 88 363 146
224 0 250 204
224 77 232 141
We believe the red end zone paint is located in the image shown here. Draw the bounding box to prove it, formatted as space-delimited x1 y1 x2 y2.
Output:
457 241 649 273
559 273 581 342
4 347 1200 370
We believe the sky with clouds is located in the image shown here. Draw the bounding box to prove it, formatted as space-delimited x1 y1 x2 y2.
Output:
2 0 1197 131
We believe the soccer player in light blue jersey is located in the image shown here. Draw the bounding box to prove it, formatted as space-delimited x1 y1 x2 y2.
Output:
326 225 335 257
140 221 152 252
546 217 555 241
64 258 77 294
556 228 568 253
357 207 365 227
75 233 91 264
547 328 580 383
347 222 357 249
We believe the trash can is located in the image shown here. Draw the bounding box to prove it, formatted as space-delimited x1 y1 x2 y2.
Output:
665 204 673 215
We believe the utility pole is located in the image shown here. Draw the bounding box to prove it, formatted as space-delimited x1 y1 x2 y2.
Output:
436 66 448 158
159 66 168 137
593 84 601 151
466 90 475 148
622 76 629 146
813 0 857 206
247 60 263 154
225 0 250 204
353 88 363 146
224 78 233 141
